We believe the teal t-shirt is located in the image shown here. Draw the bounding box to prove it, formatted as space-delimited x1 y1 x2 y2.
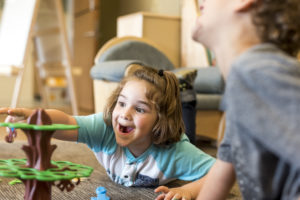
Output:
75 113 215 187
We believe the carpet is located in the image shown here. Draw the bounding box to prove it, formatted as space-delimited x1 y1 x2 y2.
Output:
0 140 159 200
0 140 241 200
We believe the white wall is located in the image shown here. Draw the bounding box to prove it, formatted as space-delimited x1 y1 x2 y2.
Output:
0 1 34 107
0 47 34 107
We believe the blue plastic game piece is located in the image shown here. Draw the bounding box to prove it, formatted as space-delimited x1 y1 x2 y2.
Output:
91 186 110 200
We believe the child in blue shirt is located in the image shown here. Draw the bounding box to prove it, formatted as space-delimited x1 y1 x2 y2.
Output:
0 65 215 189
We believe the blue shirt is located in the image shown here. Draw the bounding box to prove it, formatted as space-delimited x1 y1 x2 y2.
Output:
75 113 215 187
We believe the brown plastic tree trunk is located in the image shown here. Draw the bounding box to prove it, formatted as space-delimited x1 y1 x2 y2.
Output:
21 109 57 200
23 180 52 200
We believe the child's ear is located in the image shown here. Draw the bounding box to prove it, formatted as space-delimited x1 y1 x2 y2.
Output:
234 0 256 12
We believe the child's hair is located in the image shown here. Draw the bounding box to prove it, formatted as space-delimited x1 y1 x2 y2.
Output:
251 0 300 56
103 64 185 145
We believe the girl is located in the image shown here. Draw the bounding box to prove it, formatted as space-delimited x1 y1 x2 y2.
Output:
156 0 300 199
0 64 215 189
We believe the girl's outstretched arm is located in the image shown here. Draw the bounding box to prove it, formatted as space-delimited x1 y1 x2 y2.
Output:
196 159 235 200
155 176 207 200
0 107 78 141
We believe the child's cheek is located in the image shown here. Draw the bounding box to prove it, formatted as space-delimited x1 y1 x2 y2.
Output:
133 117 145 129
135 117 153 131
111 109 118 126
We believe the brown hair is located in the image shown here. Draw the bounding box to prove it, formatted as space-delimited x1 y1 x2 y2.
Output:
251 0 300 56
103 64 185 146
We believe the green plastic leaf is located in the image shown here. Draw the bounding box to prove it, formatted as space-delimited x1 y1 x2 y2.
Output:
0 123 79 131
0 159 93 181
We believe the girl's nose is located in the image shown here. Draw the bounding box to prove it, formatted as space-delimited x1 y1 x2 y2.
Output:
121 109 132 121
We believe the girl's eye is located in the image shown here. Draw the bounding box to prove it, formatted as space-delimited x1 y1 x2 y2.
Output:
118 101 125 107
136 107 145 113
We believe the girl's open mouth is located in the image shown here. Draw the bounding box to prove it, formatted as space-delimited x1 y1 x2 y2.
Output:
118 124 134 134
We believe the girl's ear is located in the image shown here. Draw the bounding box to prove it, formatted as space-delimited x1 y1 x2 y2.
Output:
234 0 256 12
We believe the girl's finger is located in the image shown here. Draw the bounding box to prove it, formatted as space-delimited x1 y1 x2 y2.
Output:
155 186 170 193
164 191 176 200
7 108 29 117
155 193 166 200
4 115 13 123
172 193 183 200
0 107 10 115
5 115 25 123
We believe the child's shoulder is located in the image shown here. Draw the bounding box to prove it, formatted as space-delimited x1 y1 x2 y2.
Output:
234 44 299 72
149 135 215 180
230 43 300 84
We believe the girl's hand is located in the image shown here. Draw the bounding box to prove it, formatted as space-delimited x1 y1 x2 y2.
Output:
0 107 33 122
155 186 192 200
0 108 34 137
1 107 78 142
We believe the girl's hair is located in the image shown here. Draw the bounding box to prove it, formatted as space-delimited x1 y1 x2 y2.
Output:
103 64 185 145
251 0 300 56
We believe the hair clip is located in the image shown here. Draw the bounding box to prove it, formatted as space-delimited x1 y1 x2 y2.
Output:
158 69 164 76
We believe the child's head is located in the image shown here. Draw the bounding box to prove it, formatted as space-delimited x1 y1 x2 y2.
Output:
193 0 300 56
250 0 300 56
103 64 185 146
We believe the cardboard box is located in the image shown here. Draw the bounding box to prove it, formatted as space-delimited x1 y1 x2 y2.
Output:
74 0 100 14
117 12 181 68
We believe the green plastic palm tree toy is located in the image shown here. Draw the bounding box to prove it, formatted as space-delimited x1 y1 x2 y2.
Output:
0 109 93 200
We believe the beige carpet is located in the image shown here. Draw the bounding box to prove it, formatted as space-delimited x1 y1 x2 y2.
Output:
0 140 159 200
0 114 241 200
0 140 241 200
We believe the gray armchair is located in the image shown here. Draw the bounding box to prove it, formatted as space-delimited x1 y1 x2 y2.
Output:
90 36 224 141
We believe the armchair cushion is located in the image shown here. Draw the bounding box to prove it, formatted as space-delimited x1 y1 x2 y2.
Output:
194 67 224 94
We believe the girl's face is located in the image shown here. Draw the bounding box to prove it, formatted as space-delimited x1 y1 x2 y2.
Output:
112 79 158 157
